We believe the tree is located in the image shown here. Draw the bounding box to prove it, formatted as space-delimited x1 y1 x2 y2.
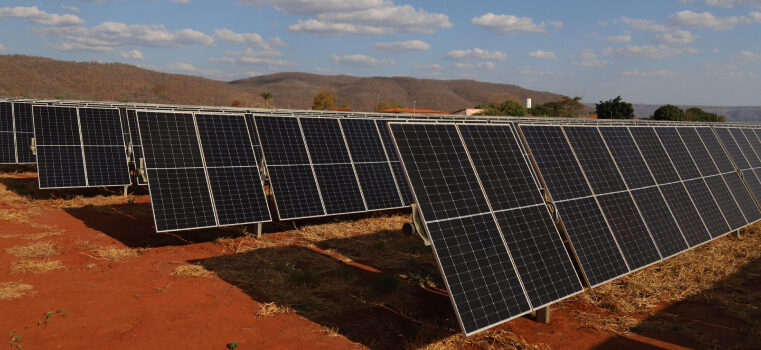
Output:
528 102 556 117
478 98 527 116
312 91 336 110
555 96 586 118
375 100 402 112
685 107 725 122
259 91 272 108
595 96 634 119
652 104 684 121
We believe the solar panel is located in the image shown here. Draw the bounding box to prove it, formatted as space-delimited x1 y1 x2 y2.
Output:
389 123 531 335
137 111 217 232
740 129 761 166
519 125 592 201
704 175 747 230
195 113 270 226
739 169 761 208
0 102 13 163
729 128 761 168
598 127 655 189
562 126 627 194
654 127 701 180
300 118 366 214
659 183 711 246
630 187 688 258
695 128 735 173
596 192 661 269
683 179 730 238
714 128 750 170
13 103 36 164
554 198 629 286
78 108 130 187
32 106 88 188
341 119 404 210
255 115 325 219
458 124 582 307
126 109 146 185
628 127 680 184
376 120 414 205
724 172 761 223
676 127 719 176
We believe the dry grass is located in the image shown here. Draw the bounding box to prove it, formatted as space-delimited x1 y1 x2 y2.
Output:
321 326 342 337
24 231 64 240
257 302 295 318
171 264 213 277
91 246 137 261
10 259 65 274
0 282 34 300
5 242 59 258
0 208 42 224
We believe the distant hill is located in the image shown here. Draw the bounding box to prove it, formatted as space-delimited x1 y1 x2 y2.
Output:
229 72 564 112
633 104 761 122
0 54 562 112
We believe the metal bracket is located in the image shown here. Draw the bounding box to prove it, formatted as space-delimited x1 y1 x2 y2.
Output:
29 137 37 156
536 305 551 324
138 158 148 183
411 203 431 246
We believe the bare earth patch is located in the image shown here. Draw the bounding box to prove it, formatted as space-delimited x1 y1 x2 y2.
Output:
171 264 213 277
0 282 34 300
10 259 65 274
6 242 59 258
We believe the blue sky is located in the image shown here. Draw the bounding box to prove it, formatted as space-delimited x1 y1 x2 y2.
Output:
1 0 760 106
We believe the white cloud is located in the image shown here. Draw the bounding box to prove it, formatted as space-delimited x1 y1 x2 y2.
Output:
36 22 214 51
444 48 508 60
120 49 144 59
454 61 496 70
620 17 669 32
417 64 444 71
528 50 557 59
656 29 698 44
214 28 285 49
0 43 5 52
571 49 610 67
288 19 391 36
621 70 678 78
701 62 758 79
371 40 430 52
705 0 761 8
517 67 572 77
472 13 556 34
238 0 389 16
162 62 220 77
0 6 84 26
169 0 190 3
666 10 740 30
330 54 394 67
60 5 80 13
250 0 450 36
212 47 293 66
606 45 699 58
605 35 631 43
737 50 761 61
48 42 112 52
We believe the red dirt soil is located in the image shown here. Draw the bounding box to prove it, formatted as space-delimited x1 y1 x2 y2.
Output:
0 172 757 349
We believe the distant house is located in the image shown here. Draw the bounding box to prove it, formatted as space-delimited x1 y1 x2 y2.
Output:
378 108 449 115
451 108 486 116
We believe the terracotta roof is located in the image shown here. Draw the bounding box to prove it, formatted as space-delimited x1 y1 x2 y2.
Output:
379 108 449 114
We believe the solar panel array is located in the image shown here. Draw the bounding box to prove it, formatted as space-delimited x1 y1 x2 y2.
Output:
255 115 410 220
389 122 582 335
136 111 270 232
0 102 36 164
32 106 130 189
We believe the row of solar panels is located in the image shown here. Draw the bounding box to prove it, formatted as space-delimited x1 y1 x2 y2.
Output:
390 122 761 335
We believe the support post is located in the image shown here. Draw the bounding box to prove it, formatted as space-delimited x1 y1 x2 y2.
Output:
411 203 431 246
123 185 128 197
732 229 741 238
256 223 263 239
536 305 550 324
